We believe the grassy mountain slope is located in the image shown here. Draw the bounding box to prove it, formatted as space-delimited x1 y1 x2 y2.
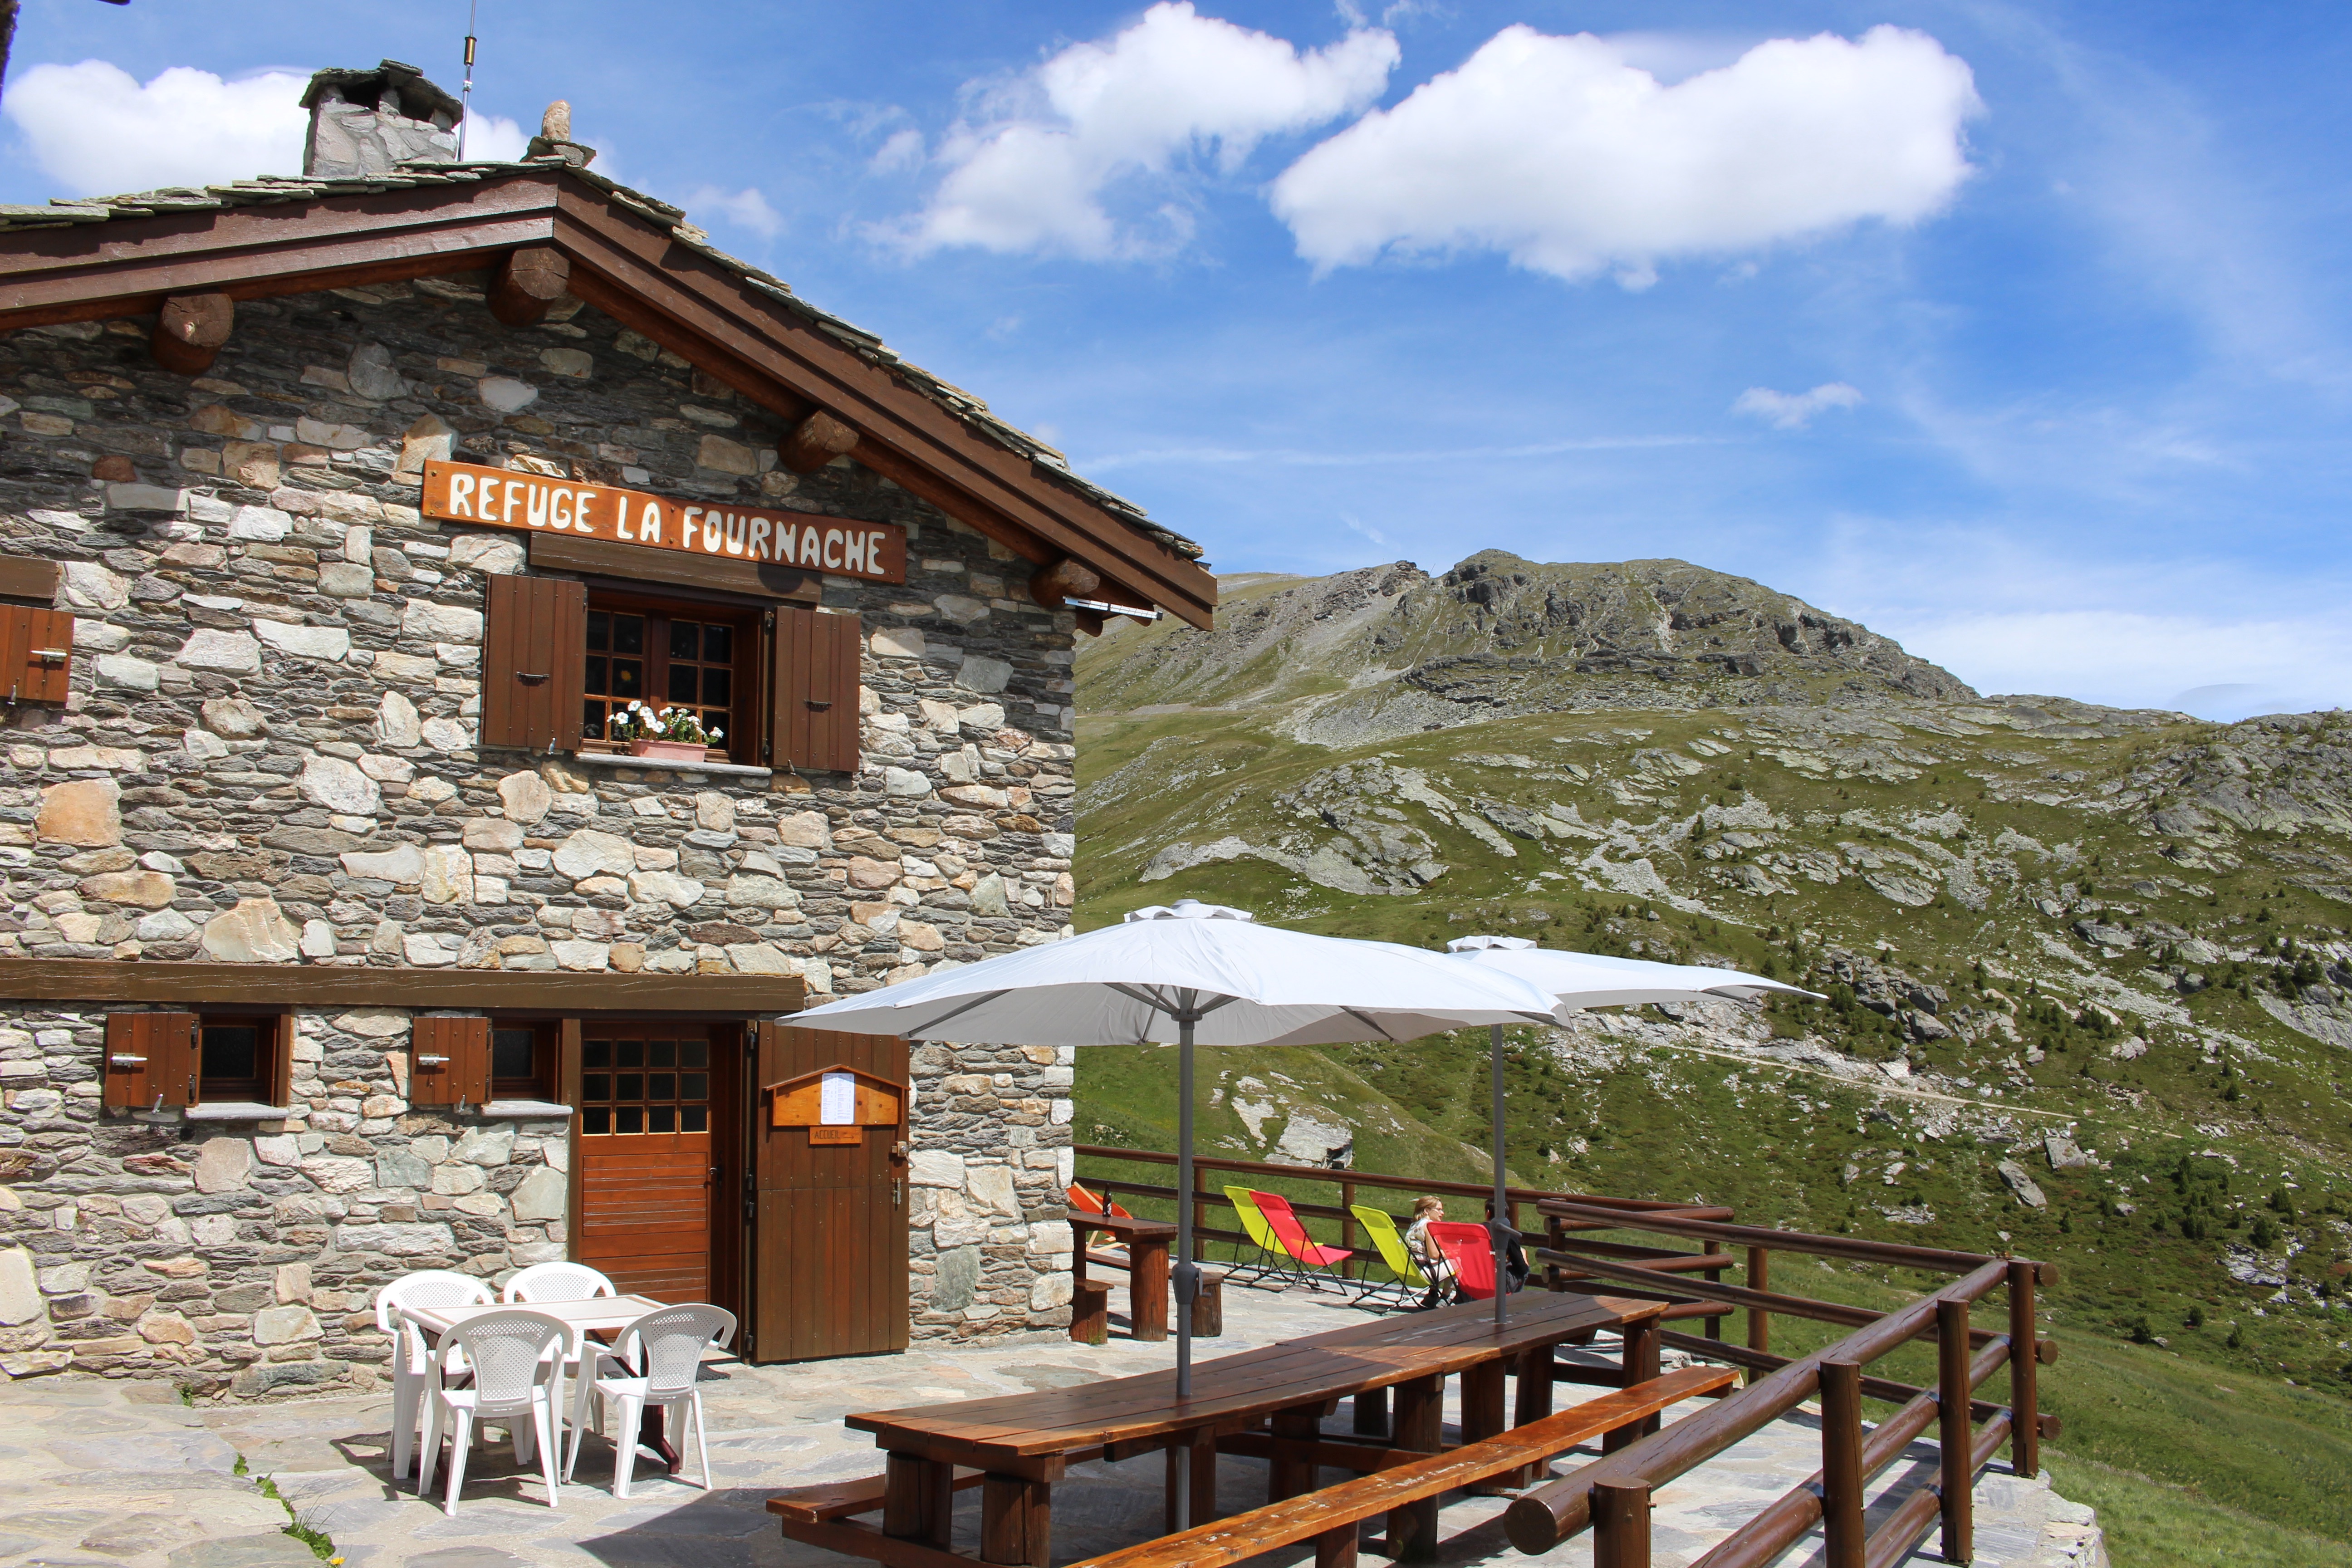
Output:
1071 554 2352 1559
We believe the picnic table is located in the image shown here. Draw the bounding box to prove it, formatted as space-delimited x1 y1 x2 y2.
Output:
1068 1210 1178 1342
398 1292 686 1475
772 1289 1674 1568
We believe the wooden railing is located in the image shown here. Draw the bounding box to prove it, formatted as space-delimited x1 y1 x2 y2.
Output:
1074 1145 2055 1568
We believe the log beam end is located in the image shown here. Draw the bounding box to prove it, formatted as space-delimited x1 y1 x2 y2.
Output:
1028 556 1101 609
779 409 861 474
489 246 573 327
151 293 234 376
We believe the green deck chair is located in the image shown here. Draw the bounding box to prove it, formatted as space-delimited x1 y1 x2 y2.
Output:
1349 1204 1430 1309
1224 1186 1296 1284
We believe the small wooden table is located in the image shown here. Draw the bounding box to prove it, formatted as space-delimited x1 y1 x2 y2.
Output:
398 1294 681 1474
786 1289 1668 1568
1069 1211 1178 1343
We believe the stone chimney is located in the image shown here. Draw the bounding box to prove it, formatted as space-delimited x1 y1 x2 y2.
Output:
299 59 465 179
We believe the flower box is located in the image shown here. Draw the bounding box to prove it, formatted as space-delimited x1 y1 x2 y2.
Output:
626 739 709 762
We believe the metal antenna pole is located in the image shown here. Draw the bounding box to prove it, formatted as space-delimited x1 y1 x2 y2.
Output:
456 1 478 159
1492 1022 1509 1329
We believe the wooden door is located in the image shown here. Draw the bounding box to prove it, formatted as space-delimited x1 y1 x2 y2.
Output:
749 1024 908 1362
574 1021 730 1300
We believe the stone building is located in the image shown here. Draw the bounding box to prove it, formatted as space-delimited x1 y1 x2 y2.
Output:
0 67 1214 1395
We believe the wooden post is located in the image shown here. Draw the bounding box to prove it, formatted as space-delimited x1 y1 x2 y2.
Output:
1819 1359 1866 1568
1166 1428 1217 1532
1546 1215 1565 1290
151 293 234 375
1591 1479 1652 1568
1704 1260 1725 1341
1386 1372 1444 1561
980 1474 1050 1568
1130 1236 1171 1343
1513 1344 1557 1487
2008 1260 2039 1480
1314 1523 1360 1568
1605 1315 1662 1452
1271 1403 1321 1502
884 1453 955 1547
488 246 571 327
1463 1357 1509 1496
1937 1298 1974 1565
1747 1246 1771 1358
1339 1179 1357 1281
1353 1384 1389 1438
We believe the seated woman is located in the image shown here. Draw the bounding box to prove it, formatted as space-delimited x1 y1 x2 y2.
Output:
1402 1195 1454 1308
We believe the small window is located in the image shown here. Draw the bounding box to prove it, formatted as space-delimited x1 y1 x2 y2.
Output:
580 1034 711 1135
491 1023 557 1102
583 599 752 759
197 1015 287 1106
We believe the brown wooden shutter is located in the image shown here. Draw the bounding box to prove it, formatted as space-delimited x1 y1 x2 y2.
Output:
769 608 862 774
0 605 74 705
103 1012 196 1111
263 1014 296 1109
409 1016 490 1107
481 574 586 752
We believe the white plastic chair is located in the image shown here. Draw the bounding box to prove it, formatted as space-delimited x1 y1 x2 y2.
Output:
504 1262 619 1446
416 1308 570 1515
373 1270 494 1480
564 1304 736 1498
503 1262 617 1303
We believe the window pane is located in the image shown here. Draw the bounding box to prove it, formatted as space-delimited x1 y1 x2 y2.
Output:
647 1105 676 1133
681 1105 708 1132
491 1029 535 1082
612 614 644 655
679 1041 709 1069
587 611 609 652
611 659 641 700
647 1073 675 1100
203 1024 259 1082
615 1106 643 1134
703 624 732 663
582 1107 610 1134
617 1041 644 1068
583 700 605 740
681 1073 707 1101
616 1073 642 1101
586 655 608 695
648 1041 676 1068
669 620 701 661
667 665 699 704
702 669 730 707
582 1073 609 1102
583 1040 612 1069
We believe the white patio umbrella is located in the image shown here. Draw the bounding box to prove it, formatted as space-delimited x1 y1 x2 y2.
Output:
1445 935 1820 1326
789 898 1565 1527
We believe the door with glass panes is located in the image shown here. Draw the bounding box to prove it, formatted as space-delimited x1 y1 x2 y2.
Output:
573 1021 740 1300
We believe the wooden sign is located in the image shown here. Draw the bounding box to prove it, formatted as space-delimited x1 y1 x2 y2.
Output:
421 458 906 584
768 1063 904 1143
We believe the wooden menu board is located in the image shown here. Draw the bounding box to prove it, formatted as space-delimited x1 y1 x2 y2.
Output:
768 1063 903 1147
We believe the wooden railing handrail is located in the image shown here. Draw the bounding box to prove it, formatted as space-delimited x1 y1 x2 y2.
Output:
1538 1196 2036 1278
1503 1257 2010 1552
1074 1145 1722 1213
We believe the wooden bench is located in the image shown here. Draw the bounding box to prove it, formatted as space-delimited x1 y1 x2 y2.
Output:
769 1465 987 1525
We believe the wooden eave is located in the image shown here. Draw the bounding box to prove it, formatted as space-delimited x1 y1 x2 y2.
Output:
0 170 1216 628
0 957 807 1013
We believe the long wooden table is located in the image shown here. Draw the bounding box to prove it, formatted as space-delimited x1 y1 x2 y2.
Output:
775 1289 1668 1568
1069 1211 1177 1342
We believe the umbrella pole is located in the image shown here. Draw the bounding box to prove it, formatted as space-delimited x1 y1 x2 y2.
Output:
1173 1011 1197 1527
1491 1022 1508 1330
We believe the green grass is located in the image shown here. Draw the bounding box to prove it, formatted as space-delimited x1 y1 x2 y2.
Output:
2043 1455 2351 1568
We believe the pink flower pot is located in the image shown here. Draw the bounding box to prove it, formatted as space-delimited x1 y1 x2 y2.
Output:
627 739 709 762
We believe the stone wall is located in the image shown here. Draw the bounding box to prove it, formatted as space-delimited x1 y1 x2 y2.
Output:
0 270 1082 1387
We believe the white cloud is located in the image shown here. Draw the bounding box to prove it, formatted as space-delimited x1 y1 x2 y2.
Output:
1732 382 1864 430
1270 24 1981 284
463 113 530 163
870 128 925 175
687 185 784 239
899 2 1398 258
4 61 309 193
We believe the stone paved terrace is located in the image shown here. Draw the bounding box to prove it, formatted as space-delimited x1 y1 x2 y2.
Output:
0 1276 2102 1568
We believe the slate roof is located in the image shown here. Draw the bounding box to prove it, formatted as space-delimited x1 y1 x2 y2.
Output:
0 156 1204 564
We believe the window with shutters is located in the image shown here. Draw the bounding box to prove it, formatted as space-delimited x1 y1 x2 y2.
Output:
480 572 862 773
195 1014 294 1108
490 1021 558 1102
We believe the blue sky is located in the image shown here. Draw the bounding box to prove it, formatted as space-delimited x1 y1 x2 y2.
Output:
5 0 2349 720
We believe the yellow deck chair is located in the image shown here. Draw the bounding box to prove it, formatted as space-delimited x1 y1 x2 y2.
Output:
1349 1204 1430 1309
1224 1186 1296 1284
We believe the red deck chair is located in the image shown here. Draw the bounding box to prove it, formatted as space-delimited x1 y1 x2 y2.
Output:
1428 1221 1498 1302
1066 1184 1133 1257
1251 1190 1355 1293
